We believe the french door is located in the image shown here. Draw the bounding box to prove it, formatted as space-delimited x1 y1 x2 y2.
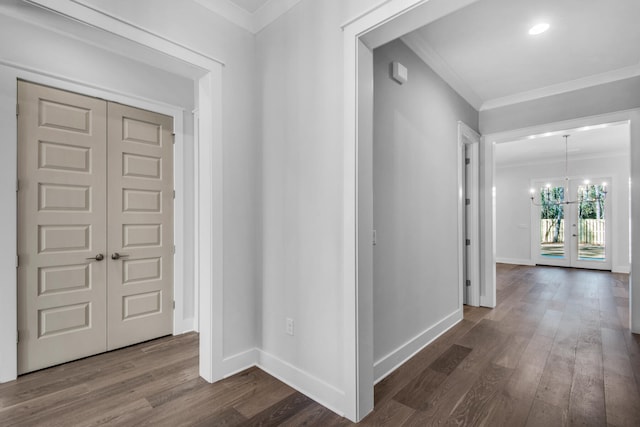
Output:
531 178 611 270
17 81 174 374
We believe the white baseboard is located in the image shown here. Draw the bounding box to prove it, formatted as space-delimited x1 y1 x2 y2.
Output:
257 349 346 417
373 309 463 384
480 295 496 308
613 265 631 274
496 257 535 266
174 317 195 335
222 348 259 378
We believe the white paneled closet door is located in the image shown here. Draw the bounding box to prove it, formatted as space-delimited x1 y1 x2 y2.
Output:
17 81 173 374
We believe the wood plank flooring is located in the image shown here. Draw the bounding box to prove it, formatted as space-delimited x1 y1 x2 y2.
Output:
1 264 639 426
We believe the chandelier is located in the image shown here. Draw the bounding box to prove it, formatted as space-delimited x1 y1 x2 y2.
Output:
529 134 607 207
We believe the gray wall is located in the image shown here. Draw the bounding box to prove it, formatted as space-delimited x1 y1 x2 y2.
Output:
372 39 479 363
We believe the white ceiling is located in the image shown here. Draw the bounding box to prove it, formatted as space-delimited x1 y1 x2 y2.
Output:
404 0 640 110
228 0 270 13
494 123 630 167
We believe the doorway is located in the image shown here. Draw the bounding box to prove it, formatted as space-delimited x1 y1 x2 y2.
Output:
17 81 174 374
531 177 612 270
462 123 480 306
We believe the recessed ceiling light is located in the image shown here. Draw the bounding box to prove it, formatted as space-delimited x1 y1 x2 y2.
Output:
529 23 550 35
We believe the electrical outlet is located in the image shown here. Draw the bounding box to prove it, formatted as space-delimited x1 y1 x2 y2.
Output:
286 318 294 336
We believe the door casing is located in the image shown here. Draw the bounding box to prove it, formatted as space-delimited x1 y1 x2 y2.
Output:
0 64 190 382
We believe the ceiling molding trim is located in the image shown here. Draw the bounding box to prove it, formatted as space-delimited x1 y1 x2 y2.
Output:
194 0 302 34
481 64 640 111
401 32 483 111
193 0 253 33
253 0 302 33
496 150 629 169
25 0 224 68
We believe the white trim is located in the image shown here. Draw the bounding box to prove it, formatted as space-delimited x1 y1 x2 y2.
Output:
373 310 462 383
0 66 18 383
343 0 482 421
222 348 259 378
0 62 191 381
257 350 346 418
192 108 201 334
342 23 360 422
481 64 640 111
496 258 535 266
253 0 303 33
25 0 224 68
191 0 306 34
197 70 225 383
613 265 631 274
459 122 481 307
402 33 482 110
193 0 253 33
479 136 497 308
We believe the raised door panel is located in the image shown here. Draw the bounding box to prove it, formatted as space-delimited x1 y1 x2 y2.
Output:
106 102 173 350
17 81 108 374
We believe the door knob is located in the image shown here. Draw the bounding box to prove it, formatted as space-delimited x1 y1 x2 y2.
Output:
572 234 577 237
86 254 105 261
111 252 130 260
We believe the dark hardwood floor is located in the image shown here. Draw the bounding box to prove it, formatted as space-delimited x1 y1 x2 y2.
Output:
1 264 639 426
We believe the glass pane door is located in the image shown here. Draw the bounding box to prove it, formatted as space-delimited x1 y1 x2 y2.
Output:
538 184 566 261
533 178 611 270
571 180 610 269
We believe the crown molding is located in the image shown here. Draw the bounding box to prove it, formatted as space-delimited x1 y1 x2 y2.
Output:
253 0 302 33
193 0 253 32
195 0 302 34
24 0 223 68
401 32 483 111
481 64 640 111
402 25 640 114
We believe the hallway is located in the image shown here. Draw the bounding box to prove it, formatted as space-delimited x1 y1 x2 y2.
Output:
0 265 638 426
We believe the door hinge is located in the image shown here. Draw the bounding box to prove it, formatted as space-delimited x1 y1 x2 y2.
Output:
16 103 19 117
16 330 19 343
372 230 377 246
465 198 471 205
16 255 19 268
172 133 176 144
173 245 176 255
172 300 175 310
465 158 470 165
466 239 471 246
16 180 20 192
173 190 176 199
466 280 471 287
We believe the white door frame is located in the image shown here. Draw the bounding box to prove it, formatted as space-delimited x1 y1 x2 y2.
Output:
484 111 640 331
0 1 225 385
2 62 188 381
459 122 481 307
344 0 640 421
343 0 481 421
